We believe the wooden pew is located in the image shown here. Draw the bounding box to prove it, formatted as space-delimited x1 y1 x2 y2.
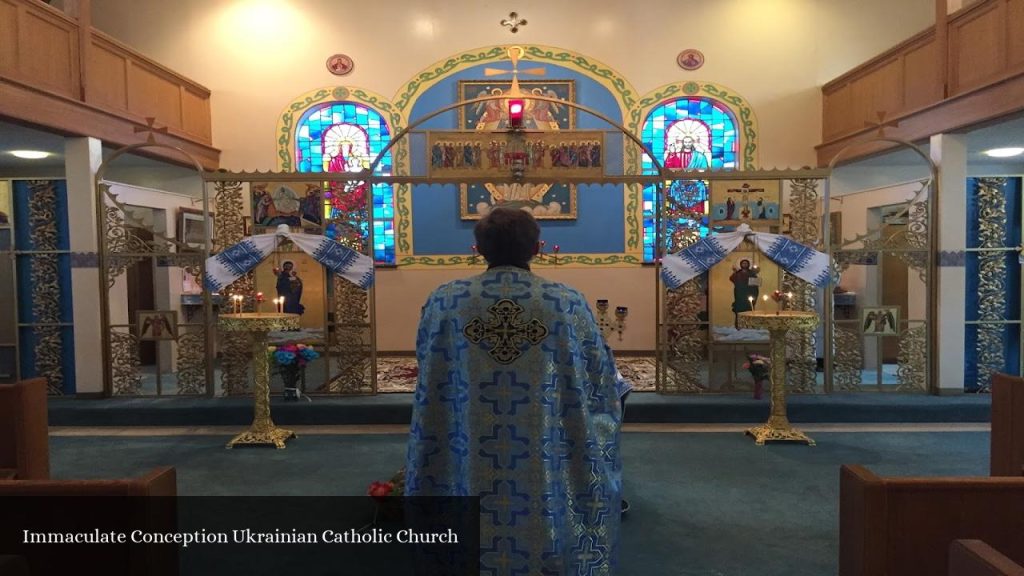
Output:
950 540 1024 576
840 464 1024 576
992 372 1024 477
0 378 49 480
0 467 178 576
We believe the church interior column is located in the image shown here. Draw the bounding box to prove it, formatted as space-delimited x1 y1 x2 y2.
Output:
64 137 104 395
930 132 967 394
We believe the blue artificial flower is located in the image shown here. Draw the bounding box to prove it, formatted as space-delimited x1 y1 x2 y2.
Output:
274 350 297 365
300 348 320 361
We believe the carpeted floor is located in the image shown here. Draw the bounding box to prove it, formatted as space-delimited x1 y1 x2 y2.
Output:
49 429 989 576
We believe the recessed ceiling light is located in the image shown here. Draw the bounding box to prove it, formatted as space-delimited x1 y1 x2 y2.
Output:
984 147 1024 158
9 150 51 160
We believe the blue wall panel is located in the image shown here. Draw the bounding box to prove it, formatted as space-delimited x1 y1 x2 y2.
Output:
408 62 626 256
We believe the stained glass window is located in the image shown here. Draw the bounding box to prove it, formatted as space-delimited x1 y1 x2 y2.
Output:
640 97 739 261
295 101 395 264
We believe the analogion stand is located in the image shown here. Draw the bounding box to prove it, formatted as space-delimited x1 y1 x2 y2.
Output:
737 310 819 446
220 312 300 449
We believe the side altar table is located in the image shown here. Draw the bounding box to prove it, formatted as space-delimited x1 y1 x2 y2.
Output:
220 312 300 449
737 310 819 446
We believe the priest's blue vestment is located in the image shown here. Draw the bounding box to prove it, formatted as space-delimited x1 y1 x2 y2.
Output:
405 266 623 575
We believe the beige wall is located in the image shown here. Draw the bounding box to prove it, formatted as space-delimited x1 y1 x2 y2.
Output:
87 0 939 354
91 0 934 173
375 267 659 352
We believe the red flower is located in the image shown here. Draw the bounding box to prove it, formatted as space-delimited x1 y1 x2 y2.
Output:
367 481 394 501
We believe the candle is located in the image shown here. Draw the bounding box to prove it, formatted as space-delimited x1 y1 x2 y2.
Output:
762 295 769 302
748 296 754 308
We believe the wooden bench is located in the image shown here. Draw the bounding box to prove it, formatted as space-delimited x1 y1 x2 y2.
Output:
0 378 49 480
0 467 178 576
992 372 1024 477
950 540 1024 576
840 464 1024 576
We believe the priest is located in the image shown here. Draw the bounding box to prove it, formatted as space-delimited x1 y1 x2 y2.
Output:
405 208 624 575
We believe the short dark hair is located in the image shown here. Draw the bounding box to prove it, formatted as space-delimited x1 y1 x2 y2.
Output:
474 208 540 267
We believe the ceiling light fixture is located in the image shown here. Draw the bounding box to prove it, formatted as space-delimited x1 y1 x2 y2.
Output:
984 147 1024 158
9 150 51 159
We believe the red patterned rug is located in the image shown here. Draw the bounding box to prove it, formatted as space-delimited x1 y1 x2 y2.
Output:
376 356 656 393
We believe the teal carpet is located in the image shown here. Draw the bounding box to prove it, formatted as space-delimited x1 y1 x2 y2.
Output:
50 431 989 576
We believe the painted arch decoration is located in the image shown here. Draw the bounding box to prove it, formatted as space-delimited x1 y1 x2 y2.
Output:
632 81 759 261
278 87 402 264
275 52 759 268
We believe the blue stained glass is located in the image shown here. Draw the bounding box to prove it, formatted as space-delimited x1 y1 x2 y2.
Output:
640 97 740 262
295 101 396 263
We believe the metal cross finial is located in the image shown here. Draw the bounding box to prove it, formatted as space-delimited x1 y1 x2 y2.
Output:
865 111 899 137
500 12 527 33
133 117 169 144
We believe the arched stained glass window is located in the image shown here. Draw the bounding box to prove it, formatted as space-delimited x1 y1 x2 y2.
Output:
295 101 395 263
641 97 739 261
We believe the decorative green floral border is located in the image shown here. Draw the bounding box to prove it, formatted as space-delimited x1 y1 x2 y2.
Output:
275 54 759 268
389 44 644 266
398 253 643 268
275 86 404 172
631 81 759 170
275 86 409 262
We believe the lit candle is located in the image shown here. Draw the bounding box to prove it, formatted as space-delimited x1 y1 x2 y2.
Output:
762 295 769 302
748 295 754 308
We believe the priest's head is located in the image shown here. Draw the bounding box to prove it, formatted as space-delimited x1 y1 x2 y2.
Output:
474 208 541 269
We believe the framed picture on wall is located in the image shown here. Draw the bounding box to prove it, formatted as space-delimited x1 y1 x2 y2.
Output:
709 180 782 226
137 310 179 341
177 207 214 249
861 306 899 336
457 79 578 220
830 211 843 248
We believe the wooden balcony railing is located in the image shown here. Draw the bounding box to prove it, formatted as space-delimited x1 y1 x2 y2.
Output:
0 0 219 169
818 0 1024 165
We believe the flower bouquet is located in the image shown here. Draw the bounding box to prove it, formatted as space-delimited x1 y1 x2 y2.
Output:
270 343 319 401
366 468 406 523
742 353 771 400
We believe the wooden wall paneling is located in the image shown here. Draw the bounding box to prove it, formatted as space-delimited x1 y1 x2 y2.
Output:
950 1 1006 94
17 6 79 98
817 66 1024 165
85 38 129 112
848 58 904 130
902 38 942 111
127 64 184 130
1007 0 1024 72
180 87 211 141
823 84 855 140
0 78 220 170
0 1 18 77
